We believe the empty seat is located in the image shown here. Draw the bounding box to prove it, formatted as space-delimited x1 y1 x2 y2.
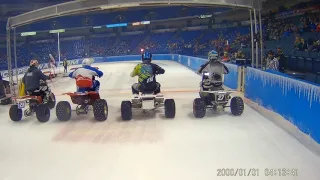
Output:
289 56 298 70
301 51 310 58
316 75 320 84
304 73 317 83
305 58 313 73
310 52 318 59
313 59 320 74
293 51 302 57
297 57 305 72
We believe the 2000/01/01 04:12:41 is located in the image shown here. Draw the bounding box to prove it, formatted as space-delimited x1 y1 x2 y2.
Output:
264 168 298 176
216 168 260 176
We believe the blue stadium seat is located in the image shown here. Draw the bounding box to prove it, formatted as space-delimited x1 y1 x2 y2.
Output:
305 57 313 72
316 75 320 85
313 59 320 74
304 73 317 83
310 52 318 59
301 51 309 58
297 57 305 71
289 56 298 70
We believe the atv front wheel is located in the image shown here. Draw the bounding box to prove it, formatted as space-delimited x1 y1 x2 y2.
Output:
230 96 244 116
193 98 206 118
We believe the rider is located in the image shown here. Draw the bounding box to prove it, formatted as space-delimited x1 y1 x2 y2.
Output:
22 59 50 101
68 58 103 92
197 50 229 91
131 51 165 96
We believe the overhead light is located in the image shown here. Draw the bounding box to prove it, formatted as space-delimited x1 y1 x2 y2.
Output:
100 3 139 10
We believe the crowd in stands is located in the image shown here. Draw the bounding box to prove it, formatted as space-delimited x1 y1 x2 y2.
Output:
0 1 320 85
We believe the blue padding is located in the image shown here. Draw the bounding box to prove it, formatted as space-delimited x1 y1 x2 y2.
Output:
245 67 320 143
93 54 175 62
224 63 238 89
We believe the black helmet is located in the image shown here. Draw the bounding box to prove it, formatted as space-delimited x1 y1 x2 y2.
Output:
142 51 152 63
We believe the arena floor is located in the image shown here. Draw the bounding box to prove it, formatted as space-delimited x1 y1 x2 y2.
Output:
0 60 319 180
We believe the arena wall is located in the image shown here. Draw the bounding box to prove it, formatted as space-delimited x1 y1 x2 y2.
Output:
2 54 320 144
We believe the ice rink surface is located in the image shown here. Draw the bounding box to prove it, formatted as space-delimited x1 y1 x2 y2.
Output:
0 60 320 180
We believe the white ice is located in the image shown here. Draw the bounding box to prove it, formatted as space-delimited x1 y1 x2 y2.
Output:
0 60 319 180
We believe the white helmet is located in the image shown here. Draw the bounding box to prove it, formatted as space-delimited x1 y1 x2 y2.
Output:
208 50 219 62
82 58 94 66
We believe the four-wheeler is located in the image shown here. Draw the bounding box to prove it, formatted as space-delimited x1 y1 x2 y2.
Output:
9 81 56 122
120 92 176 121
193 72 244 118
55 77 108 122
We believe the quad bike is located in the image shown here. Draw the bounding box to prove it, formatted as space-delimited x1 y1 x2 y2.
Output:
121 89 175 121
193 72 244 118
55 77 108 122
9 80 56 122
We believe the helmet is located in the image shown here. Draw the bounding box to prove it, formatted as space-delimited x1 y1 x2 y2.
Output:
142 51 152 63
30 59 39 67
82 58 94 66
208 50 219 62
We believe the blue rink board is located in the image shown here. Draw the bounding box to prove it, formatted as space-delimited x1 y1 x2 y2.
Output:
245 67 320 143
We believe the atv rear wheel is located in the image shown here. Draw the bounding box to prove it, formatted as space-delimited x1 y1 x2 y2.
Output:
193 98 206 118
9 105 23 122
230 96 244 116
93 99 108 121
56 101 72 121
36 104 50 123
164 99 175 118
121 101 132 120
47 92 56 109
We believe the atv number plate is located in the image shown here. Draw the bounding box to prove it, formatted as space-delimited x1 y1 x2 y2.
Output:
18 101 25 109
142 100 154 109
216 94 225 101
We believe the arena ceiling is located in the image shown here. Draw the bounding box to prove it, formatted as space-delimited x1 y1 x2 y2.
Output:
0 0 72 4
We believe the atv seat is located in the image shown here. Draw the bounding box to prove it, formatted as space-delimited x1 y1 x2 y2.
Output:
76 76 93 88
15 95 42 104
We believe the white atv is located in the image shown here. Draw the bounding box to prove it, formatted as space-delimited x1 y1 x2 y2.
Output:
193 72 244 118
120 92 176 121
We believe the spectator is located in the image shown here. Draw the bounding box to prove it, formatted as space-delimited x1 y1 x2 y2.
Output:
221 51 230 62
294 36 305 50
276 47 286 72
317 23 320 32
266 50 279 71
63 58 68 73
311 40 320 51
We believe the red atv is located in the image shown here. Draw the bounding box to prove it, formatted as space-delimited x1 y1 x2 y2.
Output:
9 80 56 123
55 76 108 122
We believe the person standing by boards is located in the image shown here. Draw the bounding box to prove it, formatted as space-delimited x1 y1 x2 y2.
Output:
63 58 68 73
